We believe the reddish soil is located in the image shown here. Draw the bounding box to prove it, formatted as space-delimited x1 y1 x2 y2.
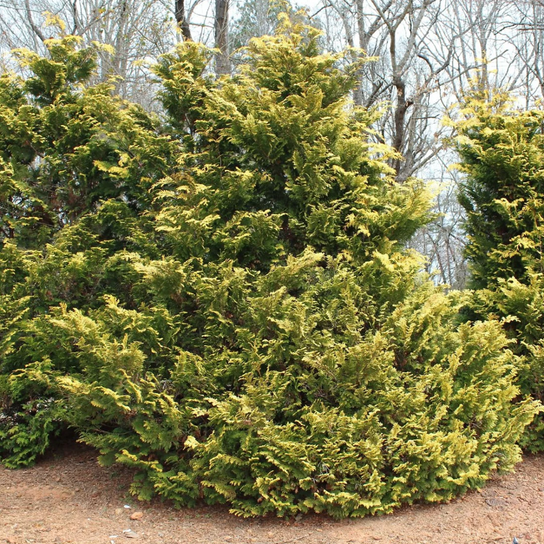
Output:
1 442 543 544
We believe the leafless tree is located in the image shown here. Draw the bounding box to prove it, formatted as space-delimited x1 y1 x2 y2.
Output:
176 0 193 40
0 0 208 105
311 0 537 286
315 0 455 182
214 0 230 74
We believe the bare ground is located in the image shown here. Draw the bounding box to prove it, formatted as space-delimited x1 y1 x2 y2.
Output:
1 441 543 544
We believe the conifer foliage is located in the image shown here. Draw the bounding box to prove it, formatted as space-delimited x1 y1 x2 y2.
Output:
453 94 544 449
0 19 539 517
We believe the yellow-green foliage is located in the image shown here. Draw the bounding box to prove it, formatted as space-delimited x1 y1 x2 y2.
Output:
451 93 544 289
452 93 544 450
0 20 540 517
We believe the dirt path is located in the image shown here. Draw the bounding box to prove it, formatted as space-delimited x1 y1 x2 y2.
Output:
1 442 543 544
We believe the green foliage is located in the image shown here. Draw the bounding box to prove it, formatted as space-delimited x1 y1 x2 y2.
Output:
0 21 539 517
451 93 544 289
0 36 177 248
0 359 66 468
467 273 544 450
452 93 544 449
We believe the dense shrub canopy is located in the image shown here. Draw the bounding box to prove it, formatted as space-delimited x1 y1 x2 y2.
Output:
454 94 544 290
453 94 544 448
0 20 539 517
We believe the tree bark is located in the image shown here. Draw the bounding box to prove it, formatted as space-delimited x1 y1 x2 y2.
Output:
175 0 192 41
391 75 413 179
215 0 230 76
24 0 46 43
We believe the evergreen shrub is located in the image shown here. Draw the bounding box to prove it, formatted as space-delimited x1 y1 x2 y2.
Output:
0 19 539 516
451 93 544 449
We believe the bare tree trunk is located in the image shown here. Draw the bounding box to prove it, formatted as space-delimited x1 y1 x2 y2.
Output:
215 0 230 76
24 0 46 43
391 75 414 180
353 0 366 106
175 0 192 41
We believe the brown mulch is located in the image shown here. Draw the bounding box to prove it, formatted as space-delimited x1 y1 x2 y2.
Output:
1 441 543 544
